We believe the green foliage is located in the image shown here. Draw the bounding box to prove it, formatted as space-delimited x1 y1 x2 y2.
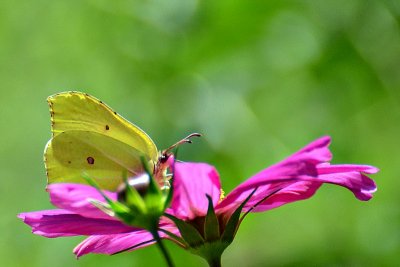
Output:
2 0 400 266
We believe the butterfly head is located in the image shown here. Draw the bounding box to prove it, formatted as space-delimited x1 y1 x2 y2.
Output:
154 133 202 184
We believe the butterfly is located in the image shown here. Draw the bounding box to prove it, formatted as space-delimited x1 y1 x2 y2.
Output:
44 91 200 191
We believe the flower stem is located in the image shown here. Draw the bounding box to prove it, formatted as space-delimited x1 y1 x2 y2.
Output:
151 230 175 267
206 255 222 267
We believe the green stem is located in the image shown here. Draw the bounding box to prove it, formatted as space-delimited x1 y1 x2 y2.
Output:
151 230 175 267
206 255 222 267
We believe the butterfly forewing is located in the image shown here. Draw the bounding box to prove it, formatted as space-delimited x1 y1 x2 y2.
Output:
45 92 159 191
47 92 158 160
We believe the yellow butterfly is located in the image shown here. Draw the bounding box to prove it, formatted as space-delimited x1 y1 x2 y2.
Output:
44 92 200 191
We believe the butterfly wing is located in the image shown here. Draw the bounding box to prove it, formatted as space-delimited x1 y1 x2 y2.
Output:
45 92 158 191
47 92 158 160
45 131 147 191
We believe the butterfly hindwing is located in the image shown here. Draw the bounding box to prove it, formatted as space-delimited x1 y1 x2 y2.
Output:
45 131 148 191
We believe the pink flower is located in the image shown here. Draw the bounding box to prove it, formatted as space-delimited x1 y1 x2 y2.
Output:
163 136 378 266
18 183 178 256
18 136 378 261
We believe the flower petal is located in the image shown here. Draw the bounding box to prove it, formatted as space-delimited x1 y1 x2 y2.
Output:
242 181 323 212
243 163 378 212
316 164 378 201
168 162 221 220
73 231 154 257
73 225 179 257
48 183 117 220
217 136 331 213
317 163 379 175
18 209 134 238
292 136 332 163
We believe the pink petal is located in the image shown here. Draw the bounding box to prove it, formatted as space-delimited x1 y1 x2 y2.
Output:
18 210 134 238
316 164 378 201
317 164 379 174
242 181 323 212
217 136 332 213
73 225 179 257
48 183 117 220
74 231 153 257
291 136 332 163
246 164 378 212
169 162 221 220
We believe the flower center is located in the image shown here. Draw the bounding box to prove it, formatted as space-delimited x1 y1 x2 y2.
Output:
218 189 225 203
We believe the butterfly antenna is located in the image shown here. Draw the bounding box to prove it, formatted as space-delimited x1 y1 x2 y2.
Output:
164 133 202 154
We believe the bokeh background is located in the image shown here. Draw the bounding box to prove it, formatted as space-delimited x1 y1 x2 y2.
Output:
1 0 399 266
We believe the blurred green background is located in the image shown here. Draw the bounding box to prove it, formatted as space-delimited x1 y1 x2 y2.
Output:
1 0 399 266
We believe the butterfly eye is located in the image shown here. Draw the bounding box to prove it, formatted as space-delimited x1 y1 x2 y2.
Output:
117 173 150 202
160 154 170 164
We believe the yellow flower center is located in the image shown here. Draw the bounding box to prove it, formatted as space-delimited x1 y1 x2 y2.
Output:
219 188 225 203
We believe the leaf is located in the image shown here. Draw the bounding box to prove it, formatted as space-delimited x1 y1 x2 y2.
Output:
164 213 205 247
204 194 220 241
221 187 258 243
